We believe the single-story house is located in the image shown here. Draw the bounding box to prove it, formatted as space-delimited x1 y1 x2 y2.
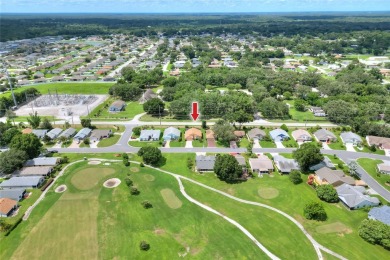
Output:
0 198 18 217
109 100 126 112
0 189 26 201
185 128 202 141
90 129 112 142
309 157 336 171
340 132 362 145
314 167 355 187
22 128 33 134
0 176 45 189
206 130 215 140
249 155 274 176
273 155 299 174
14 166 53 177
32 129 48 139
196 155 216 172
46 128 63 140
377 161 390 174
139 130 161 141
247 128 266 140
291 129 312 142
269 129 290 142
368 206 390 225
314 129 337 143
138 89 158 104
74 128 92 142
163 127 181 141
25 157 60 167
58 127 76 139
310 107 326 117
234 155 247 168
366 136 390 150
234 131 245 139
336 184 380 210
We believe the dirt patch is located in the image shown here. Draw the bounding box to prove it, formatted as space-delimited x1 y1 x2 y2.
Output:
55 185 67 193
160 189 182 209
143 174 155 182
316 222 352 234
153 228 166 235
103 178 121 188
103 163 111 165
223 187 235 195
258 187 279 199
88 160 101 165
130 167 140 172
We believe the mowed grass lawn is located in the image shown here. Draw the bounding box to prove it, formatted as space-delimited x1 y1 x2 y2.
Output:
160 153 390 260
1 161 264 259
97 135 120 147
0 82 114 98
357 158 390 192
86 97 144 120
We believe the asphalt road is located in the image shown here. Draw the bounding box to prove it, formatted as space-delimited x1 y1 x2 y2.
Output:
49 125 390 202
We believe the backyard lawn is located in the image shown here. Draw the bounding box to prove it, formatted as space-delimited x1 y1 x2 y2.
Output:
357 158 390 192
85 98 144 120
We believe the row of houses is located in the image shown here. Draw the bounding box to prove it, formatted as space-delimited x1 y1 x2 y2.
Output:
0 157 60 218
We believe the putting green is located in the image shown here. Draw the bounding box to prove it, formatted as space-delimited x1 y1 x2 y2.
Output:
143 174 155 181
160 188 182 209
71 167 115 190
258 187 279 199
316 222 352 234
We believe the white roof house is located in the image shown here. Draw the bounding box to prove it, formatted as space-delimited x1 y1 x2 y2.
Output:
25 157 60 167
139 130 161 141
269 129 290 142
336 184 380 210
163 127 181 141
58 128 76 139
74 128 92 141
291 129 312 142
340 132 362 145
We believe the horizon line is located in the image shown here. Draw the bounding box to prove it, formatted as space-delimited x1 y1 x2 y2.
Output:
1 11 390 14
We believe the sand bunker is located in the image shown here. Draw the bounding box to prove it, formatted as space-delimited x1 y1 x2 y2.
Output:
130 167 140 172
88 160 101 165
55 185 67 193
103 178 121 188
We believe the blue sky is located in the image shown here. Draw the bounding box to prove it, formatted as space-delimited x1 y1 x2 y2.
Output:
1 0 389 13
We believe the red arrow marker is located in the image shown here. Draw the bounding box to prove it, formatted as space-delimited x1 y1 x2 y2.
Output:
191 102 200 121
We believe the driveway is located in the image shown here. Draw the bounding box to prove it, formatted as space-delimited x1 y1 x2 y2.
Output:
385 149 390 157
164 140 170 148
207 138 216 148
322 142 332 150
275 142 285 148
345 143 355 152
253 139 261 148
90 141 99 148
69 140 80 148
185 141 193 148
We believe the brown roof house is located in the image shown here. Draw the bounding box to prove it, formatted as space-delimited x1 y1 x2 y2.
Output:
314 167 356 187
234 131 246 139
206 130 215 140
247 128 266 140
249 155 274 176
22 128 33 134
291 129 312 143
138 89 158 104
0 198 18 217
377 161 390 175
185 128 202 141
366 136 390 150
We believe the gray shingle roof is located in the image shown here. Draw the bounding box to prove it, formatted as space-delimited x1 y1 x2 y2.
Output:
196 155 216 171
368 206 390 225
163 127 180 139
140 130 161 140
273 155 299 173
336 184 380 209
74 128 92 140
46 128 63 139
32 129 48 139
340 132 362 144
314 129 337 141
0 176 44 188
247 128 266 139
0 189 26 201
59 128 76 139
24 157 59 167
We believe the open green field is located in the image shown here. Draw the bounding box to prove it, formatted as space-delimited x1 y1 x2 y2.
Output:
97 135 120 147
357 158 390 192
1 161 267 259
0 82 114 98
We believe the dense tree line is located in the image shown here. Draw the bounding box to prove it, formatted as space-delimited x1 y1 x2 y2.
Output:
0 88 40 116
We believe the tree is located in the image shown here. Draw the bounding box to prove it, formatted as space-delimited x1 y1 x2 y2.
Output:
0 149 28 174
280 124 289 132
212 120 235 146
9 134 42 159
259 97 290 119
232 109 254 126
0 127 21 146
81 118 92 128
27 111 41 128
137 146 163 166
139 241 150 251
294 99 307 112
130 187 140 195
289 170 303 184
316 184 339 203
143 98 165 115
40 117 53 130
213 154 242 183
293 142 324 172
303 201 327 221
359 219 390 249
141 200 153 209
323 100 358 125
132 127 141 136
